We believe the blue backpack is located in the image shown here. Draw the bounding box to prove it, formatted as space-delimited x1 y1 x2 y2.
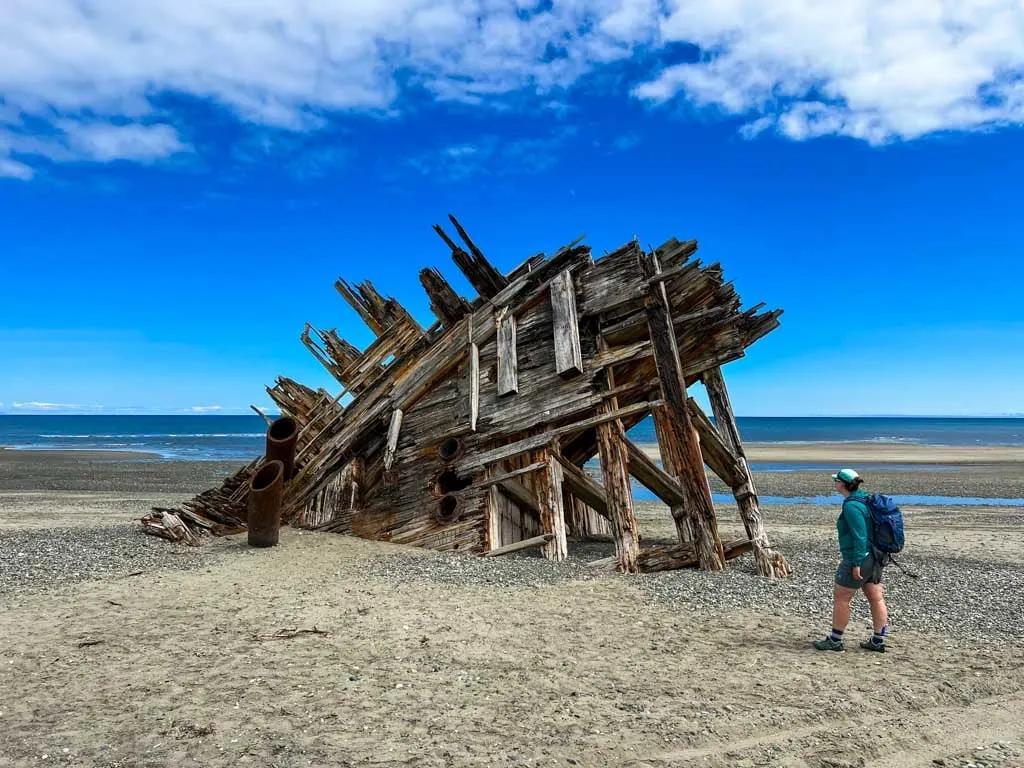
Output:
862 493 905 555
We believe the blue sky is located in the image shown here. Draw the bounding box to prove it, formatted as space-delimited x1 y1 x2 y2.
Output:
2 1 1023 417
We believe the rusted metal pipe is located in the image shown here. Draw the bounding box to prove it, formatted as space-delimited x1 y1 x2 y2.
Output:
248 459 284 548
266 416 298 481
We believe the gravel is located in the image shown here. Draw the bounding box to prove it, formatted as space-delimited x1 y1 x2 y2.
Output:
364 533 1024 646
0 524 219 597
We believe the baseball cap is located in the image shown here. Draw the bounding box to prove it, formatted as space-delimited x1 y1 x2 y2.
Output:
831 468 860 483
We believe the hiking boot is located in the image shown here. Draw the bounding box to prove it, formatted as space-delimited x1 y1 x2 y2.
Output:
813 637 845 651
860 639 887 653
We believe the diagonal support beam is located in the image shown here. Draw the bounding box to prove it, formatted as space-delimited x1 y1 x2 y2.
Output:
641 249 725 571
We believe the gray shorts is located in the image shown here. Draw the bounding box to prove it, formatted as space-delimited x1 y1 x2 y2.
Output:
835 553 883 589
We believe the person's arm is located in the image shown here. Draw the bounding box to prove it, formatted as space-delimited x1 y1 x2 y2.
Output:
842 500 870 578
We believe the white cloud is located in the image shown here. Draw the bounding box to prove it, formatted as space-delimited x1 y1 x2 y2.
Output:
188 405 223 413
636 0 1024 143
12 401 82 410
1 0 1022 177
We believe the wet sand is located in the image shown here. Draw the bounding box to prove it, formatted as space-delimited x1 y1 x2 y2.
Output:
1 447 1022 767
641 441 1024 466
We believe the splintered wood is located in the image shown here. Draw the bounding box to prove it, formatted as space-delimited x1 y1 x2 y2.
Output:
145 215 789 577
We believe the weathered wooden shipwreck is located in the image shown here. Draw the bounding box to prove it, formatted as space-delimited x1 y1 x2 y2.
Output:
143 215 789 577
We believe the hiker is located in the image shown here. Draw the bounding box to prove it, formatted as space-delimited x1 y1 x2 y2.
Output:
813 468 889 653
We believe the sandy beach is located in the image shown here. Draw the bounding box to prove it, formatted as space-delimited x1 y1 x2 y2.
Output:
1 448 1022 767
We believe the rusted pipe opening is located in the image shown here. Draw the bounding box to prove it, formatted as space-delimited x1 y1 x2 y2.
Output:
438 438 462 461
251 459 284 491
266 416 299 481
268 416 298 442
436 470 472 495
436 495 460 524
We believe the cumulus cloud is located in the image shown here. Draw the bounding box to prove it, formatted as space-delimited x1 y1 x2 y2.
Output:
188 405 223 413
636 0 1024 143
1 0 1022 176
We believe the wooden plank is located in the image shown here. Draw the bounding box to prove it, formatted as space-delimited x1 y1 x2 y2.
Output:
641 249 725 571
588 537 752 573
419 267 471 326
454 400 662 473
550 269 583 378
622 438 688 508
596 411 640 573
686 398 743 488
483 534 554 558
594 354 640 573
536 449 568 561
496 307 518 396
702 366 790 578
449 214 509 297
469 341 480 432
552 453 609 518
497 478 542 517
476 461 547 487
383 408 403 471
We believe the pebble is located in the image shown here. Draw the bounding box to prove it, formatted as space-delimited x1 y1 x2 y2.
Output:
365 532 1024 644
0 524 219 597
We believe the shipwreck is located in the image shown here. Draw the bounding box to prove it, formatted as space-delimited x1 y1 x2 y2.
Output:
143 215 790 578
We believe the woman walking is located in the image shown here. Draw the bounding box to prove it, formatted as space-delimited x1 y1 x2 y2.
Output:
813 468 889 652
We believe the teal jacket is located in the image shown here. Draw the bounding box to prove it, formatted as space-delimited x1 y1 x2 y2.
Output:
837 490 872 564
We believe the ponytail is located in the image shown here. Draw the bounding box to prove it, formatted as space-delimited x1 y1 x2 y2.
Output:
843 477 863 492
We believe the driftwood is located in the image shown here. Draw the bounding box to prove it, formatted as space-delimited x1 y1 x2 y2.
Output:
145 214 788 579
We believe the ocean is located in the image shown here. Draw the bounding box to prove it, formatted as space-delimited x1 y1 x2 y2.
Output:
1 414 1022 461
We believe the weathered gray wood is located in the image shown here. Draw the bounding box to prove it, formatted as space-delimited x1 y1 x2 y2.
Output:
550 269 583 378
641 249 725 571
448 214 509 298
383 409 403 471
537 449 568 561
588 537 752 573
497 478 542 517
420 267 471 326
469 341 480 431
621 438 688 508
496 307 518 396
454 400 662 473
477 461 547 487
594 358 640 573
685 398 744 488
484 533 554 557
702 366 790 578
552 452 609 518
703 367 742 456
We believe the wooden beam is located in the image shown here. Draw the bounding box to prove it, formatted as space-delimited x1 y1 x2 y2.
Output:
702 366 790 579
454 400 662 473
641 249 725 571
476 461 547 487
550 268 583 378
469 341 480 431
419 267 471 327
497 478 542 517
449 214 509 297
622 438 687 508
383 408 403 471
702 366 742 456
594 354 640 573
536 449 569 561
496 306 518 396
686 398 743 488
552 452 609 518
484 533 554 558
588 537 752 573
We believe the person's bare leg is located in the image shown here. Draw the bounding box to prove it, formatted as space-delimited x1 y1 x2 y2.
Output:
832 585 857 632
862 581 889 649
